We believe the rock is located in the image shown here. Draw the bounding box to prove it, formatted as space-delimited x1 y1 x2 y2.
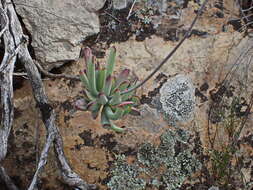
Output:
208 186 219 190
13 0 106 70
108 129 201 190
5 1 253 189
159 74 195 123
113 0 132 10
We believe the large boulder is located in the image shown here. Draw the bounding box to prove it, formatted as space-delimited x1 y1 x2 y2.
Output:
13 0 106 70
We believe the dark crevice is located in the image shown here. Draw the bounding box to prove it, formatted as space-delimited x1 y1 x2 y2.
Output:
99 133 117 152
49 61 74 74
200 82 209 91
14 12 35 59
214 0 223 10
195 88 208 103
239 0 253 28
78 130 94 147
0 40 4 63
140 73 168 104
227 19 243 32
12 4 34 90
37 102 53 123
13 58 26 91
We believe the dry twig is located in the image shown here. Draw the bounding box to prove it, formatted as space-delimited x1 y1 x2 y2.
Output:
127 0 137 20
34 61 80 81
0 1 95 189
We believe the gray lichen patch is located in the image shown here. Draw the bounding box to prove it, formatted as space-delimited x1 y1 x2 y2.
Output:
107 155 146 190
160 75 195 123
107 129 201 190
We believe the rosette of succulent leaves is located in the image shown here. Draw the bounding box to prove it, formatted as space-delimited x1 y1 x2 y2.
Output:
76 47 140 132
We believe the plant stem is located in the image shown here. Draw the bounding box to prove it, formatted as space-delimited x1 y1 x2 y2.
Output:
121 0 209 95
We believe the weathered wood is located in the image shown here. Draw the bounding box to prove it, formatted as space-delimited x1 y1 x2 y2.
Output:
0 1 95 189
0 166 19 190
0 2 19 189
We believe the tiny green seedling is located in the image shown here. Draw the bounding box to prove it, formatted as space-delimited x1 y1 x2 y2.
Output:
76 47 139 132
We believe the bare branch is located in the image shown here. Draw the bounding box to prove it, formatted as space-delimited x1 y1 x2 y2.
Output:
0 2 20 189
104 11 121 23
54 131 97 190
28 132 55 190
0 7 8 37
127 0 137 20
34 61 80 81
0 1 95 189
0 0 17 163
19 43 96 190
0 166 19 190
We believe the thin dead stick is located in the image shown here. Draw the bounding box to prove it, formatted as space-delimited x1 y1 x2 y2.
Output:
35 109 40 166
240 5 253 12
0 166 19 190
0 0 17 162
104 11 121 23
127 0 137 20
34 61 80 81
0 1 20 189
20 36 96 190
237 0 250 24
0 36 25 73
19 43 96 190
28 132 55 190
0 7 8 37
121 0 209 95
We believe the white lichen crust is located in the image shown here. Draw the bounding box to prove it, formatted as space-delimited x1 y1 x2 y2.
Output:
160 74 195 122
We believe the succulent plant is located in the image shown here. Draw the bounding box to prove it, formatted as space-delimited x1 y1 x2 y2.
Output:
76 47 139 132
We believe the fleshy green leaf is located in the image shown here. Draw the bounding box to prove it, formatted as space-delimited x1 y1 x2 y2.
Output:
131 96 140 106
105 106 124 120
101 109 125 132
121 90 135 101
79 71 90 90
118 81 130 92
106 47 116 78
91 108 100 119
97 68 106 92
87 101 101 112
83 47 92 68
84 90 96 101
109 89 122 105
98 93 108 105
101 108 111 126
109 122 125 133
103 75 113 96
87 57 99 96
122 106 132 116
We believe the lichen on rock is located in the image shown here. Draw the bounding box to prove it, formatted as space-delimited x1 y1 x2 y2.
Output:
159 74 195 123
107 155 146 190
107 129 201 190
